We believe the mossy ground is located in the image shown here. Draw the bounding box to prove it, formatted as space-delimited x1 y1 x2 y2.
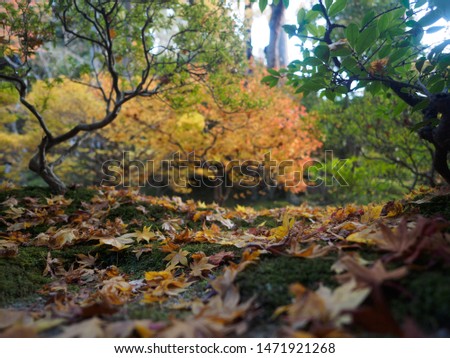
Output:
0 246 50 306
1 187 450 337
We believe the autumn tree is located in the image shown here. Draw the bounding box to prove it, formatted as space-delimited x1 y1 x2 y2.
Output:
261 0 450 184
0 0 243 193
101 70 322 204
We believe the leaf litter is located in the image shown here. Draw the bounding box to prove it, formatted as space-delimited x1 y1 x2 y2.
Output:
1 186 450 337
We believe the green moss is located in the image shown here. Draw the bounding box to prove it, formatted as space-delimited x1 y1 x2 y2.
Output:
391 270 450 333
0 187 51 205
126 302 172 321
113 248 167 278
0 246 51 306
107 203 167 228
51 244 104 263
237 255 337 316
26 224 50 237
252 216 279 228
64 188 97 214
183 243 242 258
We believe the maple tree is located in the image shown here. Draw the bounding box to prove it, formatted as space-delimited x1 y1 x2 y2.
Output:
261 0 450 184
0 0 244 193
101 70 322 204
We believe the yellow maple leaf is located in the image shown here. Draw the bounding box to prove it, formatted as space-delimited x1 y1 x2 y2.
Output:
189 257 216 278
97 236 134 251
134 226 156 243
344 226 381 245
145 271 172 282
164 249 190 267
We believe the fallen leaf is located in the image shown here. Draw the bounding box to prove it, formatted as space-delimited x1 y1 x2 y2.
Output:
208 251 235 265
96 235 134 251
338 256 408 286
190 257 216 277
58 317 105 338
0 240 19 257
164 249 190 267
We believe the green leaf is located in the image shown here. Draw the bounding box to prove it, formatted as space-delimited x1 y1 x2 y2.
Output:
300 80 326 92
410 117 439 132
355 26 379 55
261 75 279 88
341 57 360 74
366 81 384 95
388 47 409 66
323 89 336 101
267 68 280 76
312 4 323 13
378 45 391 59
283 24 297 38
400 0 409 8
345 23 359 48
332 47 352 57
377 12 392 33
426 26 445 34
328 0 348 17
334 85 349 94
361 10 375 28
283 0 289 8
259 0 268 13
411 99 430 113
297 8 306 25
314 45 330 62
306 23 320 37
437 54 450 67
306 9 321 21
303 56 323 66
415 57 426 72
325 0 333 10
429 79 446 93
418 10 442 27
414 0 427 8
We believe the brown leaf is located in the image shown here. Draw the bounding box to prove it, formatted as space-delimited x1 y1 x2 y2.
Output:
189 257 216 278
0 240 19 257
338 256 408 286
208 251 235 265
58 317 105 338
96 235 134 251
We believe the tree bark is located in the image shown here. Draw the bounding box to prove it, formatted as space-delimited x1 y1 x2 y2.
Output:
29 150 67 194
265 1 288 69
431 94 450 183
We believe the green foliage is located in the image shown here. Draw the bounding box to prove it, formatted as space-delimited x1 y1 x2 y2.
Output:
310 95 434 204
258 0 448 108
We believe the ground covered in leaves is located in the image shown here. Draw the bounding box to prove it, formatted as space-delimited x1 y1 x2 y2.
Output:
0 184 450 338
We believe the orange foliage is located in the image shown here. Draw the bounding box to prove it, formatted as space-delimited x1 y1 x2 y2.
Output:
104 70 322 193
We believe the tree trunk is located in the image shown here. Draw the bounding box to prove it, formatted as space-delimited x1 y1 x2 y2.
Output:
432 95 450 183
29 151 67 194
245 0 254 61
265 1 287 69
